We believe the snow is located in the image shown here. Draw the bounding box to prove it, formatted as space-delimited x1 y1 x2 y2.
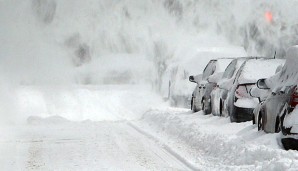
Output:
215 58 236 73
234 98 260 108
136 108 298 170
161 47 247 98
1 0 298 170
14 85 164 123
2 84 298 170
0 119 191 170
266 46 298 90
237 59 285 84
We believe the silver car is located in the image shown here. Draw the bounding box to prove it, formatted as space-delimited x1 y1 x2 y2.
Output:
222 58 285 122
211 58 250 116
189 58 234 113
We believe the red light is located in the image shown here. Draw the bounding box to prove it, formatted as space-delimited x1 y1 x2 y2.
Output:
265 11 273 23
290 86 298 108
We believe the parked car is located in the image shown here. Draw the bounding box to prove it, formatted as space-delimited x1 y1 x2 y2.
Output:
250 46 298 150
221 58 285 122
163 46 247 108
251 65 283 131
211 57 253 116
252 47 298 140
189 58 235 113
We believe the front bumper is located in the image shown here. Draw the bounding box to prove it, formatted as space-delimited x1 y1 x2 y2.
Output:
281 138 298 150
232 106 254 122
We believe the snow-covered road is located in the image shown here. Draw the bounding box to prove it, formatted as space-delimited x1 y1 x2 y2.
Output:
2 85 298 171
1 118 191 171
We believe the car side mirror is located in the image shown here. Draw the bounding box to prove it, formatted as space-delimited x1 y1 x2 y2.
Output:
257 79 269 89
189 75 196 83
189 74 202 84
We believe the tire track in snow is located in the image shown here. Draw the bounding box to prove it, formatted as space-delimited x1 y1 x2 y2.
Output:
127 122 200 171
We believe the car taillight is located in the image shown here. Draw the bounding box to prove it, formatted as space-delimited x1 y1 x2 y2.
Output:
290 86 298 109
235 85 248 98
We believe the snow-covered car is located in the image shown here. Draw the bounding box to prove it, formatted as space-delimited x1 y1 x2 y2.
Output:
222 58 285 122
162 46 247 108
251 65 284 130
189 58 235 114
211 57 255 116
251 46 298 150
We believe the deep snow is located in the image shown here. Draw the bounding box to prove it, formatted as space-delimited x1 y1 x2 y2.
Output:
1 0 298 170
136 108 298 170
2 85 298 170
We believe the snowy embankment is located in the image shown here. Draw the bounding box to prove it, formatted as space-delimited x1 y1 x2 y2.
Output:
2 85 165 124
135 108 298 170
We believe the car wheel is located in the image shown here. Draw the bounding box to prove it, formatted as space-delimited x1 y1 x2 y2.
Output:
275 117 281 133
219 99 223 116
205 97 212 114
191 97 198 112
252 114 256 125
258 113 263 131
191 97 194 110
201 99 205 111
280 103 289 135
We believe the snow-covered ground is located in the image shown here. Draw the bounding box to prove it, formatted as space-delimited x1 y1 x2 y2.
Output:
2 0 298 170
1 85 298 170
136 108 298 170
1 118 192 171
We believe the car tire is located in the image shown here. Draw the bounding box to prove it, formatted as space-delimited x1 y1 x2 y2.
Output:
275 116 281 133
201 98 205 111
219 99 223 117
258 112 263 131
192 97 199 112
191 97 194 110
203 97 211 115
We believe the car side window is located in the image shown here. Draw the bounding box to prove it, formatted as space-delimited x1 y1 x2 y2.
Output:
202 61 216 80
222 60 237 79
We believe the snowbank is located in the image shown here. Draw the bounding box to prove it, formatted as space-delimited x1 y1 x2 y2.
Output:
13 85 165 123
137 108 298 170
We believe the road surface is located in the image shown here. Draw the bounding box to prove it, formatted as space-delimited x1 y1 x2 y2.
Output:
0 117 191 171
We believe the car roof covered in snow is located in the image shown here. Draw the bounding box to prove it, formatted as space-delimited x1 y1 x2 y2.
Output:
237 58 285 85
265 46 298 90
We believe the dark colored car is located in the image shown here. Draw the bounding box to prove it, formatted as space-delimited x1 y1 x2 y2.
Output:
222 58 285 122
251 46 298 150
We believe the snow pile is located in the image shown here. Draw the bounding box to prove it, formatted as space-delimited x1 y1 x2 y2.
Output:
266 46 298 90
13 85 165 123
137 108 298 170
234 98 259 108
